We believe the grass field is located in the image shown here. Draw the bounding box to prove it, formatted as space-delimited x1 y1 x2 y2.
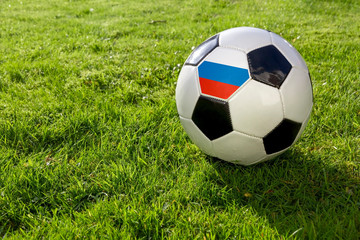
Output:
0 0 359 239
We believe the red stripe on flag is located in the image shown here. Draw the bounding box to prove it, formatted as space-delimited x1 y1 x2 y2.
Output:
199 77 239 99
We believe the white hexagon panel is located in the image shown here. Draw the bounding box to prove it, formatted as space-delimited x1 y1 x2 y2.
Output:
229 80 284 138
175 65 200 119
212 131 266 165
280 68 313 123
219 27 272 53
294 107 312 144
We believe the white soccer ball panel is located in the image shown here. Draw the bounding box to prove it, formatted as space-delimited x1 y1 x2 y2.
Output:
212 131 266 165
203 47 249 69
270 32 308 71
280 68 313 123
175 65 200 119
179 116 215 156
229 80 284 137
219 27 272 53
294 107 312 143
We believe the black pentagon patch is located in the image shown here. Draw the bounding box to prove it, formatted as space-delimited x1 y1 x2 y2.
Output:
192 95 232 140
247 45 292 88
263 119 302 154
185 34 219 66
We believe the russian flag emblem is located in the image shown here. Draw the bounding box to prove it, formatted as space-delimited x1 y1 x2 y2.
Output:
198 61 250 99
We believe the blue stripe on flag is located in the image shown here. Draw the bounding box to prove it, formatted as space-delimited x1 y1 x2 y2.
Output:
198 61 249 87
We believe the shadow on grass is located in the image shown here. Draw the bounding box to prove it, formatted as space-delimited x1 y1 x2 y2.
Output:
207 148 360 238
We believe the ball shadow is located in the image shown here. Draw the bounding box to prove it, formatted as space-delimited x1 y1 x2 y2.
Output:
205 148 359 238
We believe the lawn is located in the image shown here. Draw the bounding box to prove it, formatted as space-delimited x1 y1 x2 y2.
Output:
0 0 359 239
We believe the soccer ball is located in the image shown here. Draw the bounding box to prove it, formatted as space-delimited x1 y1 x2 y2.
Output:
176 27 313 166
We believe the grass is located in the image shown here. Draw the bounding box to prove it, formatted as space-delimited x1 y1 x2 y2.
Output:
0 0 359 239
